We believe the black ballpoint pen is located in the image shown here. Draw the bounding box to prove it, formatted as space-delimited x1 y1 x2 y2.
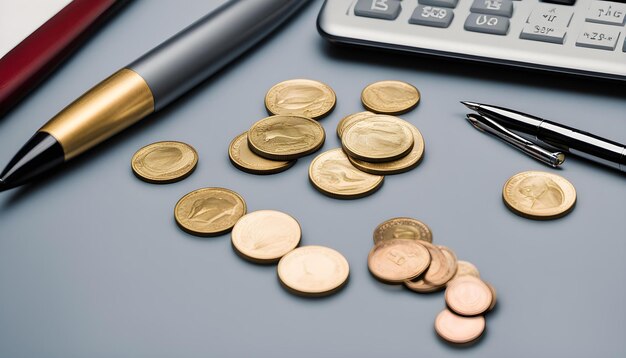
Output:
0 0 310 192
462 102 626 173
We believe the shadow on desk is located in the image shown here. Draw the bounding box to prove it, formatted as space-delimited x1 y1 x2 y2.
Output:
319 40 626 101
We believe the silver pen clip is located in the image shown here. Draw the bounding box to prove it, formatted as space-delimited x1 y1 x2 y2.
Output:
466 113 565 168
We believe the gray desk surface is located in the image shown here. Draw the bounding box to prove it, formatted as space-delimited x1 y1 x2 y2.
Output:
1 1 625 357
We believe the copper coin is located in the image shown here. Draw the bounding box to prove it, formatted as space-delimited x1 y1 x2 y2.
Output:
502 171 576 220
452 261 481 281
435 309 485 345
445 276 493 316
437 245 458 286
231 210 301 263
404 242 448 292
367 239 431 283
372 217 433 245
485 281 497 312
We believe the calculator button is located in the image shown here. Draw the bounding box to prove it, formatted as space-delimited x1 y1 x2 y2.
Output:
576 23 621 50
410 5 455 27
470 0 514 17
418 0 459 8
354 0 402 20
520 23 567 43
527 4 574 27
586 1 626 26
465 13 510 35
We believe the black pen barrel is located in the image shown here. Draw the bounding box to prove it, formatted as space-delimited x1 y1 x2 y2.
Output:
128 0 308 110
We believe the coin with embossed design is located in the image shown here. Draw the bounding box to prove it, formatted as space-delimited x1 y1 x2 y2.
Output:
336 111 376 138
373 217 433 244
368 239 431 283
435 309 485 344
309 148 384 199
404 241 449 292
342 115 414 163
348 121 424 175
503 171 576 220
265 79 336 119
278 245 350 297
248 115 325 161
361 80 420 115
228 132 295 174
132 141 198 183
231 210 301 264
175 187 246 237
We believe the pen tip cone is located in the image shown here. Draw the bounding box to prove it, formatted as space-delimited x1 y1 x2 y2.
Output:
460 101 480 111
0 179 7 193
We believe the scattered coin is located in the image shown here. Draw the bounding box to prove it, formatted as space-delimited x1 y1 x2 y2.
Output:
502 170 576 220
438 246 458 285
368 239 431 283
277 245 350 297
342 115 414 163
247 115 326 161
348 121 425 175
372 217 433 245
309 148 384 199
265 79 336 120
445 276 493 317
361 80 420 115
453 261 481 281
231 210 301 263
404 241 449 292
228 132 295 174
175 187 246 237
435 309 486 345
132 141 198 183
336 111 375 138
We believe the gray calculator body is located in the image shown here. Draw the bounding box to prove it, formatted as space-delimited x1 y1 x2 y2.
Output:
317 0 626 81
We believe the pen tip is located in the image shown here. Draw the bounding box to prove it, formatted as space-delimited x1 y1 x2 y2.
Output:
0 178 6 193
460 101 480 111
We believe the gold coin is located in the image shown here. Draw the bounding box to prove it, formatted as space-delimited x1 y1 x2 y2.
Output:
367 239 431 283
265 79 336 119
277 245 350 297
231 210 301 263
348 121 425 175
309 148 384 199
502 171 576 220
342 115 414 163
485 281 497 312
452 261 481 281
131 141 198 183
445 276 493 316
372 217 433 245
404 242 448 292
174 187 246 237
361 80 420 115
228 132 295 174
437 245 458 286
435 309 485 345
248 115 326 160
336 111 376 139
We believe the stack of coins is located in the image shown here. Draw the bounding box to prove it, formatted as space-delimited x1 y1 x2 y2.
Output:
367 217 496 345
309 80 425 199
228 79 335 174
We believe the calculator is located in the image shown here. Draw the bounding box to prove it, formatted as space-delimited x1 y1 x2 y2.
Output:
317 0 626 81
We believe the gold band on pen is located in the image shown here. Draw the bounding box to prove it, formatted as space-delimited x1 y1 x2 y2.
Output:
41 68 155 160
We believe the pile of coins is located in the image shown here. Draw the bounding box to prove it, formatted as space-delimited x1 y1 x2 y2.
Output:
367 217 496 345
310 81 424 199
228 79 335 175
